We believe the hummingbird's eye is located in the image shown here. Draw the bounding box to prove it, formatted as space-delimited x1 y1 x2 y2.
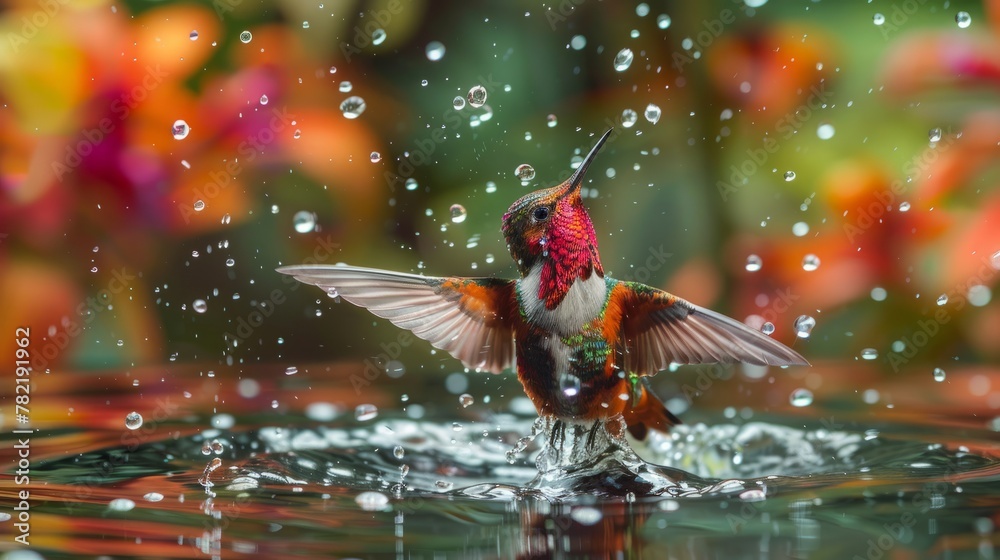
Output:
532 206 550 222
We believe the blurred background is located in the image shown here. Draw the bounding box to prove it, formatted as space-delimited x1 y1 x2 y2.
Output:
1 0 999 417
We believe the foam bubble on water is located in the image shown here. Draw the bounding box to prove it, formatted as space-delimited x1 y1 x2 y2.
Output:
355 404 378 421
107 498 136 512
356 491 389 511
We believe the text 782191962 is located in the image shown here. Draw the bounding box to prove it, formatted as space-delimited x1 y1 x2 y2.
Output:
13 326 32 546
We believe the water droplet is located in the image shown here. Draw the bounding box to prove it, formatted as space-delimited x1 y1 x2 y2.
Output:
435 480 454 491
172 119 190 140
559 374 581 398
193 299 208 313
817 123 835 140
956 11 972 29
571 506 603 525
656 14 672 29
968 284 992 307
328 66 337 74
292 129 301 139
929 128 942 142
302 20 309 29
793 315 816 338
125 411 143 430
225 258 235 267
621 108 638 128
340 96 367 119
189 30 199 40
933 367 946 382
467 85 488 108
452 96 466 110
745 254 762 272
372 28 387 45
143 492 164 502
117 339 124 347
802 254 821 272
792 222 809 237
784 170 796 182
338 81 353 93
613 48 634 71
459 393 474 408
547 114 558 128
991 250 1000 270
211 440 224 454
485 253 495 263
425 41 445 61
355 403 378 421
355 491 389 511
515 163 536 181
393 445 405 459
644 103 661 124
284 366 298 376
239 30 252 43
449 204 467 223
790 388 814 407
293 211 316 233
570 34 586 50
370 151 381 163
405 178 418 191
861 348 878 360
936 294 948 306
108 498 136 512
761 322 775 335
873 13 885 25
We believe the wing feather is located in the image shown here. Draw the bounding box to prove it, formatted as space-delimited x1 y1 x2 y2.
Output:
616 281 808 375
277 265 516 373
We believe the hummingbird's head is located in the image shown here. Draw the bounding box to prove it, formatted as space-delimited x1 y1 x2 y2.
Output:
502 129 612 279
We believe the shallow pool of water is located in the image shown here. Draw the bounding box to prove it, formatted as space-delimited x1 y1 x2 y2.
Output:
2 361 999 559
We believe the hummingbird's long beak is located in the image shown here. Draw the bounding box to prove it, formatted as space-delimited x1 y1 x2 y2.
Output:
562 128 613 198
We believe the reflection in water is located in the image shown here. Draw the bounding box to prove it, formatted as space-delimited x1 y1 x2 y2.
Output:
4 364 1000 558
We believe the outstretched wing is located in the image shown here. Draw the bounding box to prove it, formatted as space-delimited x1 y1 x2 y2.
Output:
277 265 517 373
612 281 809 375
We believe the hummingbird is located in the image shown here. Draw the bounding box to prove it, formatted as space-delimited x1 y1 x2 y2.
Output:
278 129 808 440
